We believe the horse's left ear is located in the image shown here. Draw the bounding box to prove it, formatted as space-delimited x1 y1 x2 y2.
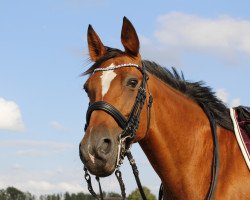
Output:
121 17 140 56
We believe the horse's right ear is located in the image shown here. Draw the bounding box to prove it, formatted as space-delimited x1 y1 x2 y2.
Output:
121 17 140 56
87 25 106 62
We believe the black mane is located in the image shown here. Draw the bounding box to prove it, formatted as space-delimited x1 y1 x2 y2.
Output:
84 49 233 131
142 60 233 131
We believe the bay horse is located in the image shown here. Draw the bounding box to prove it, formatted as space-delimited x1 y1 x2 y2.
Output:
79 17 250 199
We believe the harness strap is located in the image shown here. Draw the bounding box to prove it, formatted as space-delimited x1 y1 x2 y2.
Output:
127 150 147 200
96 177 104 200
85 101 127 130
115 169 126 200
158 103 219 200
145 95 153 137
158 184 163 200
84 167 99 199
200 103 219 200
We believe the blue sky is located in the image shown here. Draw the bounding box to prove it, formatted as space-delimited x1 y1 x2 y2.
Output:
0 0 250 196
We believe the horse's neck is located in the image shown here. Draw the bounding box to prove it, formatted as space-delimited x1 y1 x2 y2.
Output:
139 75 214 199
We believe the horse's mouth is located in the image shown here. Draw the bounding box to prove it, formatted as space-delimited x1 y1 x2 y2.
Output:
80 142 118 177
83 155 117 177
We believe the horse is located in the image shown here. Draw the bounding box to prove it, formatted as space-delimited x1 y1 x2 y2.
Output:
79 17 250 199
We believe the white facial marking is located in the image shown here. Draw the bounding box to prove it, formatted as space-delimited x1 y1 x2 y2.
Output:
87 127 95 164
100 63 117 98
88 143 95 164
89 153 95 164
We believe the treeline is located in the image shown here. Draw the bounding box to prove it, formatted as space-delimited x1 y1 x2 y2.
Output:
0 187 120 200
0 186 156 200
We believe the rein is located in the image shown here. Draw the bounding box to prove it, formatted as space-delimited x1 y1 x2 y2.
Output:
200 103 219 200
82 63 219 200
158 103 219 200
83 63 152 200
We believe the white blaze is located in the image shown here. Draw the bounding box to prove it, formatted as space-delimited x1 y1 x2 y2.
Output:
100 64 117 97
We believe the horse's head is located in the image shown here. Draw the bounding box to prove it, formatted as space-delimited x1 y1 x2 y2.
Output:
79 17 150 177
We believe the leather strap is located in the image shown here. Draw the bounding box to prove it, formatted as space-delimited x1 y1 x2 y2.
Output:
200 103 219 200
85 101 127 130
158 103 219 200
127 150 147 200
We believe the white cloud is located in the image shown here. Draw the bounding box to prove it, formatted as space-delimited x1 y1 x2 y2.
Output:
139 12 250 65
216 88 241 107
0 179 88 195
23 180 85 194
0 140 73 149
0 166 118 196
140 35 183 67
16 149 49 157
155 12 250 56
0 140 74 157
231 98 241 107
0 181 4 188
216 88 229 103
0 97 25 131
50 121 67 131
11 164 24 171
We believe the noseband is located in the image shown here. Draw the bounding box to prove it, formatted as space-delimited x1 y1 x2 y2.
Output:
83 63 153 200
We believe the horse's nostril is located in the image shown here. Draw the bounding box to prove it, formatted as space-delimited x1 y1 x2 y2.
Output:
102 138 111 153
96 137 113 158
104 138 110 143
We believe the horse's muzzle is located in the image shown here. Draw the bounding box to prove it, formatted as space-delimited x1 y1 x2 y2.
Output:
79 131 118 177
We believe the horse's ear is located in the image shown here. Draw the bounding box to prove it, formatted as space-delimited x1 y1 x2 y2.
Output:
87 25 106 61
121 17 140 56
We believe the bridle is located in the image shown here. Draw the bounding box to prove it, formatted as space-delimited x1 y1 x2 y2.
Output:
84 63 153 166
83 63 153 200
82 63 219 200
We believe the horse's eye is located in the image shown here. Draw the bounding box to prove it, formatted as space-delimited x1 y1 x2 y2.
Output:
127 78 138 88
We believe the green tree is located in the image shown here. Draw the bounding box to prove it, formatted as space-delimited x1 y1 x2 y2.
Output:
128 187 156 200
64 192 71 200
24 192 35 200
0 187 35 200
0 189 7 200
106 192 121 198
76 192 85 200
5 187 26 200
39 194 61 200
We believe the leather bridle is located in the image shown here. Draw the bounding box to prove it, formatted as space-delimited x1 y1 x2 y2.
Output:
83 63 153 200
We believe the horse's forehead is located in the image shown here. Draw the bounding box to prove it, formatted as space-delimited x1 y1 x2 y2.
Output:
100 63 117 98
88 56 141 98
